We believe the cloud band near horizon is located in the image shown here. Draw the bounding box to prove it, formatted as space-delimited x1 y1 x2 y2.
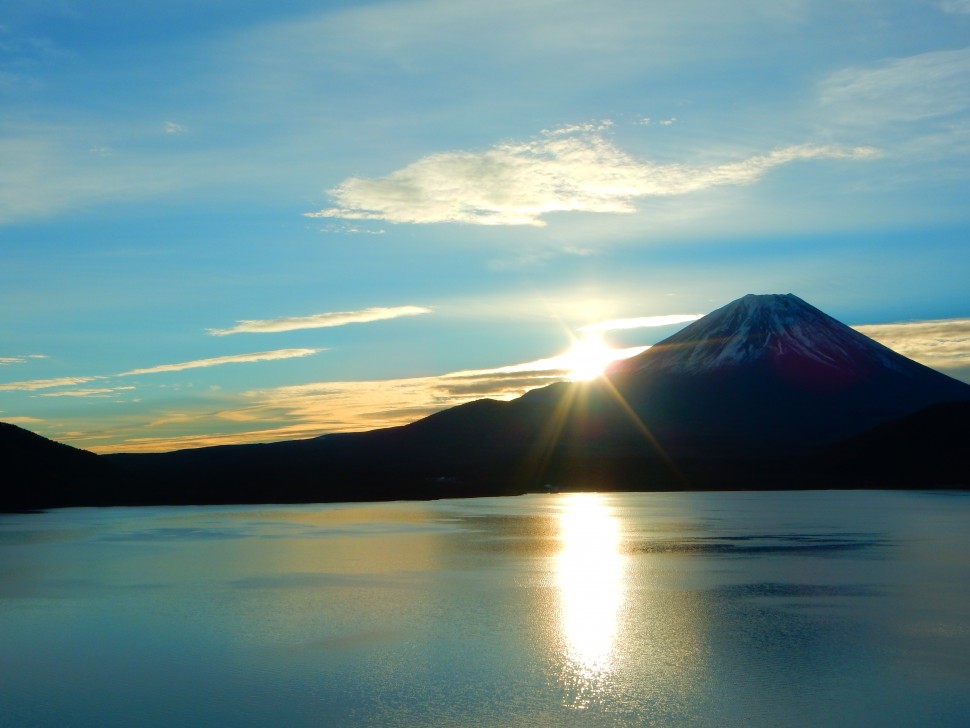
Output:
580 314 703 332
853 318 970 369
0 348 322 391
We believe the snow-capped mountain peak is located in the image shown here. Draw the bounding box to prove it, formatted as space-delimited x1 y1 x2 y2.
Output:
628 293 907 375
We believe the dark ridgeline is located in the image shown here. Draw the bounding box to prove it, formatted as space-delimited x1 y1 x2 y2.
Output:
3 294 969 510
0 422 122 510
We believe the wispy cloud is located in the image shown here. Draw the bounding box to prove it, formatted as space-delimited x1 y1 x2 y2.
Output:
853 318 970 369
0 375 102 392
0 354 48 365
306 125 877 227
820 47 970 125
0 349 321 391
117 349 321 376
164 121 187 134
580 314 703 332
208 306 431 336
940 1 970 15
38 386 136 398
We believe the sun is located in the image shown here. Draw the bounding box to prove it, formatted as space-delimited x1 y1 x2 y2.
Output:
562 334 619 382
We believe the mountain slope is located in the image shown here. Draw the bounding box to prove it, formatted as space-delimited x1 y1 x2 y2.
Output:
0 423 119 510
817 401 970 488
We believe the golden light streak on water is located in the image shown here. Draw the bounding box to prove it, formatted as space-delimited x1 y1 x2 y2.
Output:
555 492 626 708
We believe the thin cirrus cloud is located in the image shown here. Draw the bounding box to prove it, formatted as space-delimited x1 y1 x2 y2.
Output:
941 1 970 15
0 375 102 392
0 349 322 391
39 387 137 398
580 314 703 332
0 354 48 365
116 348 322 376
305 124 878 228
208 305 431 336
819 47 970 125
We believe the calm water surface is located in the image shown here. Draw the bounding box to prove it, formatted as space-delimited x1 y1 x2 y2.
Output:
1 490 968 726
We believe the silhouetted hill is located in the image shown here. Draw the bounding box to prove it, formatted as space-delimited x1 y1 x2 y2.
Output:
815 401 970 488
0 422 121 510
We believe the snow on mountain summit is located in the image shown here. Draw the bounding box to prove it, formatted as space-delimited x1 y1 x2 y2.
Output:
629 293 908 375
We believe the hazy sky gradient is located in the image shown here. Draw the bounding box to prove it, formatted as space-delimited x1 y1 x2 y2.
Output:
2 0 969 452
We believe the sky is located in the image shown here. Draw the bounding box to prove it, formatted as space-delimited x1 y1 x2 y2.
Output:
2 0 969 454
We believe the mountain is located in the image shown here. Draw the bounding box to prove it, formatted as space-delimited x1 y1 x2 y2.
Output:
99 293 970 503
598 293 970 456
0 422 120 511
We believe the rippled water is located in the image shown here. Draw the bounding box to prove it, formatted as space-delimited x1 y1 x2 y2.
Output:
1 490 969 726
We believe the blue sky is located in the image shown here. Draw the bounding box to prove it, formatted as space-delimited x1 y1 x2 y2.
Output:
2 0 969 452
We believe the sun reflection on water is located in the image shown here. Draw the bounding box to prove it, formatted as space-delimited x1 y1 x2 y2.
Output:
555 492 626 708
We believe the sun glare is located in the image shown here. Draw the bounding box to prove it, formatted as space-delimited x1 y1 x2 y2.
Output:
556 493 626 706
562 335 619 381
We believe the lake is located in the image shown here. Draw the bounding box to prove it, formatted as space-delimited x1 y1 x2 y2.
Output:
1 490 968 726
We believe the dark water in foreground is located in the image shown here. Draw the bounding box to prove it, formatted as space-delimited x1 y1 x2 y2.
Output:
1 490 968 727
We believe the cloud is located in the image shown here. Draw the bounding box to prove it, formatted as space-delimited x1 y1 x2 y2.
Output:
306 125 877 227
580 314 703 332
540 120 613 136
2 416 44 424
164 121 187 134
117 348 321 376
0 354 47 365
941 1 970 14
38 387 136 398
444 344 649 379
820 47 970 124
0 375 103 392
0 349 321 391
208 306 431 336
853 318 970 369
436 372 568 396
